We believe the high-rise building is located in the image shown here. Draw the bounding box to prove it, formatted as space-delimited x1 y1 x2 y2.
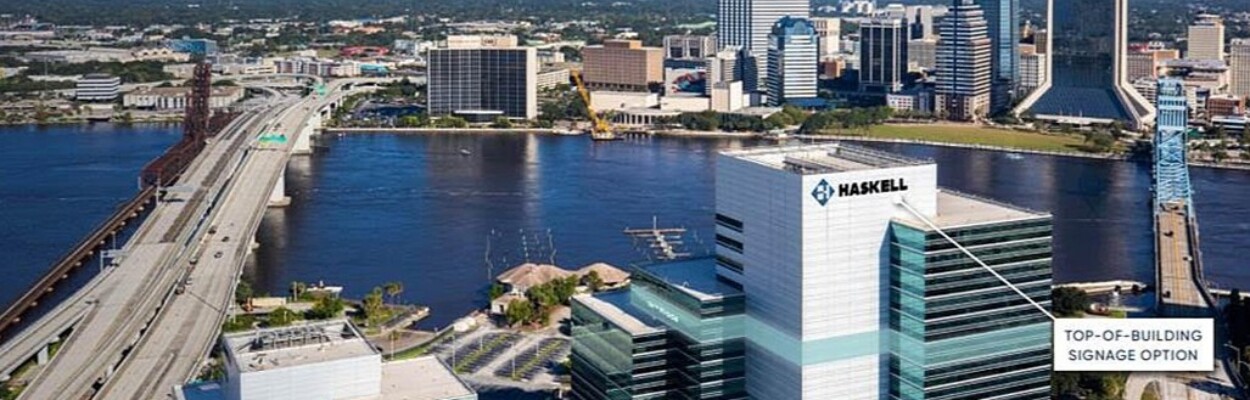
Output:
974 0 1019 114
1127 43 1181 83
570 143 1055 400
859 18 910 94
1015 0 1154 128
717 0 809 90
810 17 842 59
767 17 819 106
706 47 741 96
1187 14 1225 61
582 40 664 92
1033 28 1048 54
907 38 938 72
664 35 717 60
905 5 938 40
427 36 538 120
1230 39 1250 100
936 0 993 121
1019 44 1047 96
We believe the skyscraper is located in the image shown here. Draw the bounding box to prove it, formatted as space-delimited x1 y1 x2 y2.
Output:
859 18 909 94
767 17 819 106
1019 44 1047 96
427 36 538 120
1014 0 1154 128
810 17 841 59
1228 39 1250 99
936 0 993 121
975 0 1019 114
718 0 809 91
1187 14 1225 61
570 143 1055 400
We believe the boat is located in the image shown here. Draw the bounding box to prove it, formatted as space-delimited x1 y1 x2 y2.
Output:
1005 153 1024 160
459 148 472 156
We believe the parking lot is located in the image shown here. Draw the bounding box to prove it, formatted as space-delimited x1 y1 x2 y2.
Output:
426 321 570 393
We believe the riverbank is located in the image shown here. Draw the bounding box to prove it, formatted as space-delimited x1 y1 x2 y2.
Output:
322 127 564 134
798 133 1128 160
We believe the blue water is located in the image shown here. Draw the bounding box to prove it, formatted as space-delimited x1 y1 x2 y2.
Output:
0 124 180 306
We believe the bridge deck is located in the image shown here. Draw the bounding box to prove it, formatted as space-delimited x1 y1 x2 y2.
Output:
1157 201 1208 315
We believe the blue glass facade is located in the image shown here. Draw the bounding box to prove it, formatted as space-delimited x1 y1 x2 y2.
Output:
975 0 1019 113
571 259 747 400
888 218 1054 400
169 38 219 57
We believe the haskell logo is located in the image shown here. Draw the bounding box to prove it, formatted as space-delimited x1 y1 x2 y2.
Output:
811 179 835 206
812 178 910 206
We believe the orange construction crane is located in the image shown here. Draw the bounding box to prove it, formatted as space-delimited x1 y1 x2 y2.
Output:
570 69 618 140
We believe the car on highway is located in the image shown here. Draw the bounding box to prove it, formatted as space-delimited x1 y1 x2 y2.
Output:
214 251 223 259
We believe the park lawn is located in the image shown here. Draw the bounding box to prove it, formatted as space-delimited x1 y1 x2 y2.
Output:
831 124 1097 153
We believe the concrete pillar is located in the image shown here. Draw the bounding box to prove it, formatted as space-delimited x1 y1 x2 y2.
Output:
268 171 291 207
291 112 318 156
36 345 49 365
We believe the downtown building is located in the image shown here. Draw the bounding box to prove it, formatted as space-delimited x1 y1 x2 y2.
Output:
767 17 820 106
1014 0 1154 128
571 143 1054 400
860 18 910 94
718 0 809 93
975 0 1020 114
426 35 538 120
1230 39 1250 100
935 0 993 121
1187 14 1225 62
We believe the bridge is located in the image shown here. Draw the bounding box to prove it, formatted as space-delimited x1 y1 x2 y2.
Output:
0 66 377 399
1124 78 1243 400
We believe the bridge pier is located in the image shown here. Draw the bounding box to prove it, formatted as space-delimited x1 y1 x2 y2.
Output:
268 171 290 208
291 112 319 156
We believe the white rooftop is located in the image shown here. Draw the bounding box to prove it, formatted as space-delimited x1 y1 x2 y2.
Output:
221 319 378 374
380 356 476 400
723 143 931 174
572 294 661 336
894 190 1047 229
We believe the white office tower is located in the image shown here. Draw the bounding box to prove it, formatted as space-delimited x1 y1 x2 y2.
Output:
1230 39 1250 99
718 0 809 90
1019 45 1047 96
716 144 1053 400
935 0 993 121
767 17 820 106
1187 14 1225 62
810 17 841 59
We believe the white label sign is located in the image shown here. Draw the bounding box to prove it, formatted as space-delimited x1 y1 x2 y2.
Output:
1053 318 1215 371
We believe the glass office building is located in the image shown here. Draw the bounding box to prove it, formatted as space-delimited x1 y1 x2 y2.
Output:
975 0 1019 114
1016 0 1152 126
889 202 1054 400
570 259 747 400
427 46 538 120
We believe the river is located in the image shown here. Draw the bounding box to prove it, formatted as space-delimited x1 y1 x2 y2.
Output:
2 126 1248 329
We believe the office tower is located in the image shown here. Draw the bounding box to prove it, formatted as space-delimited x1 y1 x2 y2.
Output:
1230 39 1250 99
664 35 717 60
1127 43 1181 83
427 36 538 120
570 143 1055 400
707 47 741 95
975 0 1019 114
76 74 121 101
907 38 937 72
936 0 993 121
1187 14 1225 61
1015 0 1153 128
1033 28 1048 54
717 0 809 90
906 5 938 40
860 18 909 94
810 17 841 59
767 17 819 106
582 40 664 92
1019 44 1047 96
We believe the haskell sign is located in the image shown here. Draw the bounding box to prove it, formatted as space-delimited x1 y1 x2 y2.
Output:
812 178 910 206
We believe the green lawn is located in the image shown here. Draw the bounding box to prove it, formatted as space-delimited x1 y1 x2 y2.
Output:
828 124 1098 153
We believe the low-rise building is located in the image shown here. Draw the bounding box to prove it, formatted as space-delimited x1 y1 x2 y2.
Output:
76 73 120 101
123 86 243 111
537 67 570 90
590 91 659 111
276 58 361 77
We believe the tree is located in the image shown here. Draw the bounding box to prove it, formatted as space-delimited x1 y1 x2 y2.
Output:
398 115 426 127
584 270 604 292
234 280 254 306
1051 287 1090 317
434 116 468 128
504 299 534 327
308 296 345 319
362 286 387 325
488 283 507 300
290 281 307 300
384 281 404 306
490 117 513 129
268 307 301 327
